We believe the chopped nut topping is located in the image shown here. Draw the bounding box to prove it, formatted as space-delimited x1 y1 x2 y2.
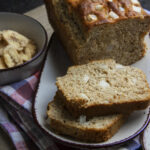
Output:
132 5 141 13
131 0 139 5
109 11 119 19
95 4 103 11
87 14 98 22
119 6 125 12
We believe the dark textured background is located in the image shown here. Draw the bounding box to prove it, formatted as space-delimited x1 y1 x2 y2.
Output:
0 0 43 13
0 0 150 13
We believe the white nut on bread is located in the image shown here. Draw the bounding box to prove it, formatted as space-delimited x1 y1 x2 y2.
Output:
103 100 109 104
100 64 108 69
83 75 89 83
119 7 125 12
80 93 89 100
131 78 137 84
99 80 110 88
87 14 98 22
131 0 139 5
132 5 141 13
109 11 119 19
95 4 103 11
116 64 124 69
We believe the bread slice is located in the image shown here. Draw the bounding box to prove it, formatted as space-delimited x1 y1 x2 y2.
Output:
56 60 150 118
44 0 150 65
47 96 128 142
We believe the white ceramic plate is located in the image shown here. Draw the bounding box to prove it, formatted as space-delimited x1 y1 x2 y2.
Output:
33 33 150 149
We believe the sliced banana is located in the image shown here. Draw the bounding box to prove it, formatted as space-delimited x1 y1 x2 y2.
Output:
2 30 29 51
0 30 37 69
19 41 36 62
3 45 23 68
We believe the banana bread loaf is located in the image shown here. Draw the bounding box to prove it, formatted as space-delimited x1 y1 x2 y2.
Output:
44 0 150 65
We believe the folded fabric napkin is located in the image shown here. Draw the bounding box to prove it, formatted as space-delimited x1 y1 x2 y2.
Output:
0 71 143 150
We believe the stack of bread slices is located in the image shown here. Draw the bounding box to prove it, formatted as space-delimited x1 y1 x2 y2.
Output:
47 60 150 142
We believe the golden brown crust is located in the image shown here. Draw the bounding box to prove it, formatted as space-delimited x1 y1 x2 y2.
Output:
65 0 149 29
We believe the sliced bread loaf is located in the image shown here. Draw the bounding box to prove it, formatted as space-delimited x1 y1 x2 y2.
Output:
47 96 128 142
56 59 150 118
44 0 150 65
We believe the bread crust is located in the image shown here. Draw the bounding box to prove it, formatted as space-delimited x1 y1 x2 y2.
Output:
46 0 149 29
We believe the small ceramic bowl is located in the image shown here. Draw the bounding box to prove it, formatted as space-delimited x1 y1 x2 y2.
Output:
0 12 48 85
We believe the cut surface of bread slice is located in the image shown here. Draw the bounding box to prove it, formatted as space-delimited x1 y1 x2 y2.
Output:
47 97 128 142
56 60 150 118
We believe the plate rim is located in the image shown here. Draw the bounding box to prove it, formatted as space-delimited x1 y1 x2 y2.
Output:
140 120 150 150
32 33 150 149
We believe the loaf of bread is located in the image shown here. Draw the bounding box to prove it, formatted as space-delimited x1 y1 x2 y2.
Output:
44 0 150 65
47 95 128 142
56 60 150 118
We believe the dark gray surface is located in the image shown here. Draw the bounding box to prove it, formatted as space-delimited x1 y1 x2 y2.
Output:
0 0 150 14
0 0 43 13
